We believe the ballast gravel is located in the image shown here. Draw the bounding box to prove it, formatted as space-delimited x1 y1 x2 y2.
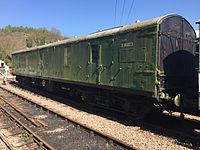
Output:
0 83 197 150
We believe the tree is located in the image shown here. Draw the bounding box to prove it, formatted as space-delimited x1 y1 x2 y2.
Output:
0 25 67 64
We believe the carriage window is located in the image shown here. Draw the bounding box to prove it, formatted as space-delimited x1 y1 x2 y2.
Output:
91 45 99 63
64 47 71 66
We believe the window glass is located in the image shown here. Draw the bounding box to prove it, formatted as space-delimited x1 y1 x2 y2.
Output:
64 47 71 66
91 45 99 63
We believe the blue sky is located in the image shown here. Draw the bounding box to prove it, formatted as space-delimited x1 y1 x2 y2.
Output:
0 0 199 37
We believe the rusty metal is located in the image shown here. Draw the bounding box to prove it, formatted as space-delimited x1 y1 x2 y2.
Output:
0 85 137 150
51 111 137 150
0 96 46 127
0 133 15 150
2 83 200 149
0 105 55 150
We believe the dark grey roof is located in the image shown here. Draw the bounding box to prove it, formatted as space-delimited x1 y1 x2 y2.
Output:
12 14 183 55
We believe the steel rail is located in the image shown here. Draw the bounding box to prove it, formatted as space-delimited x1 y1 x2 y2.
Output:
0 133 15 150
1 84 200 149
0 104 55 150
41 106 137 150
0 85 137 150
5 82 200 147
0 96 46 127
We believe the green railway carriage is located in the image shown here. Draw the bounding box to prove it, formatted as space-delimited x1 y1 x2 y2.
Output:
12 14 199 118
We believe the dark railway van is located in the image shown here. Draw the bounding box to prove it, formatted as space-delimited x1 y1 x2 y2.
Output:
12 14 199 118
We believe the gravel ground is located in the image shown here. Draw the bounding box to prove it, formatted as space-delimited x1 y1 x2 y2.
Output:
166 111 200 122
0 83 198 150
0 111 35 150
0 137 8 150
0 88 127 149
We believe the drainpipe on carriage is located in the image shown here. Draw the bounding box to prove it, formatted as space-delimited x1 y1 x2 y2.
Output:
196 20 200 111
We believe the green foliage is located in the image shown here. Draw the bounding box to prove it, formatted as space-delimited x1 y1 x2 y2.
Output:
0 25 34 33
0 25 68 64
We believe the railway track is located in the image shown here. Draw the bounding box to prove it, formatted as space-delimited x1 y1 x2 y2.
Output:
1 81 200 149
16 82 200 143
0 83 136 150
0 97 54 150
